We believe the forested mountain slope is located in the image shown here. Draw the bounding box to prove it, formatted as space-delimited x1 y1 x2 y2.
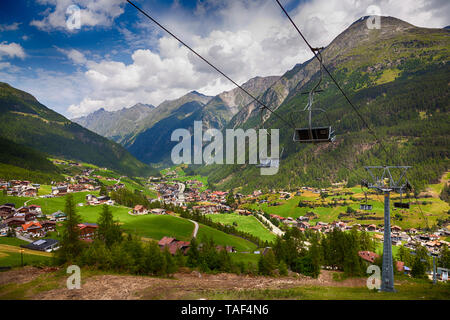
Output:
0 82 153 177
0 137 63 183
194 16 450 193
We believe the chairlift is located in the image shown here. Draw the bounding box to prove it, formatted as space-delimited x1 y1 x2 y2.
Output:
394 192 410 209
293 48 336 143
360 189 373 211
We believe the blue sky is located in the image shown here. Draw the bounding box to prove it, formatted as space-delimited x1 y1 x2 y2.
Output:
0 0 448 118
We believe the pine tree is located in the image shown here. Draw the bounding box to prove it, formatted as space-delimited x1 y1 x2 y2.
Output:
163 247 177 276
99 185 108 197
439 245 450 269
97 204 123 248
144 241 165 275
187 237 200 268
411 255 427 278
258 249 277 276
56 194 84 264
278 260 288 276
174 248 186 268
309 236 322 278
226 191 235 207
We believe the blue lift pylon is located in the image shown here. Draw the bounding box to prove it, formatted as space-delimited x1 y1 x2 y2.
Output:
362 166 412 292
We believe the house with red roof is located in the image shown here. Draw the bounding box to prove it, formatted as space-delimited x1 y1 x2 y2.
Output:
133 205 148 215
22 221 43 235
358 251 380 263
270 214 285 221
78 223 98 241
298 221 310 229
158 236 190 255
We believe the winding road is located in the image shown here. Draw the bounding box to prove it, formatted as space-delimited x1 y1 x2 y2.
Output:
189 219 199 239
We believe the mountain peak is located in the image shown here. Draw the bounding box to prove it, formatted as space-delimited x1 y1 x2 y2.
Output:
129 103 155 110
344 15 417 37
186 90 212 101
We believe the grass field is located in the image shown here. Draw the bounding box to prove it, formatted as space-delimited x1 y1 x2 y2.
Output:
69 204 195 242
375 241 401 258
206 213 277 243
0 195 32 208
28 192 97 215
196 224 258 252
0 237 53 268
24 193 257 250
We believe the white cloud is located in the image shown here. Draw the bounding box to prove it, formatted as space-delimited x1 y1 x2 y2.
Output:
66 43 221 117
30 0 126 31
0 22 21 32
0 42 26 60
57 48 88 65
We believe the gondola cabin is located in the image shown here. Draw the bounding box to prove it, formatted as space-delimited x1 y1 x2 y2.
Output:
394 202 410 209
360 204 373 211
293 126 335 143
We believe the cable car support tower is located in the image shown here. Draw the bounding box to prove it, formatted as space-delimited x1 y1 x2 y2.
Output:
362 166 412 292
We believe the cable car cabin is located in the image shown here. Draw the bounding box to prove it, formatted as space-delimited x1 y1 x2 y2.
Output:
394 202 410 209
293 126 335 143
360 204 373 211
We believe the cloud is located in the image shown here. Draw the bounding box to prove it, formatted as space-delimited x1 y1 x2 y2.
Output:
0 22 21 32
0 42 26 60
30 0 126 31
57 47 88 65
66 43 221 117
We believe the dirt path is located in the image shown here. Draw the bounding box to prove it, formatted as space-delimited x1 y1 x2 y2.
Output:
0 267 371 300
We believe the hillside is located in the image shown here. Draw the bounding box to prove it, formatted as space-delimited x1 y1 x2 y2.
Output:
194 16 450 193
0 137 63 183
201 76 280 129
123 91 213 147
72 103 155 144
127 100 206 163
0 82 153 177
